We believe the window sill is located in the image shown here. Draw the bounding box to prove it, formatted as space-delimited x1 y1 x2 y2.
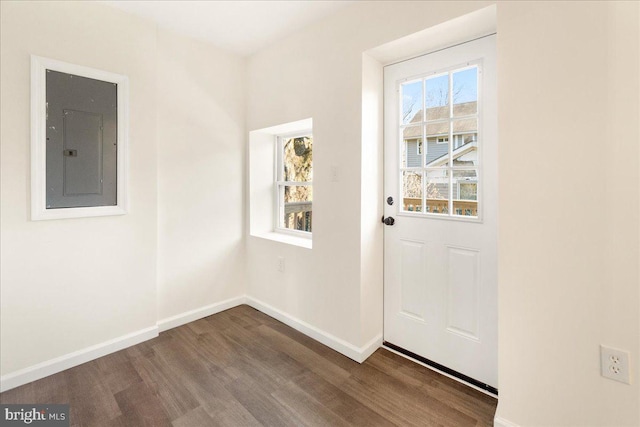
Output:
251 232 312 249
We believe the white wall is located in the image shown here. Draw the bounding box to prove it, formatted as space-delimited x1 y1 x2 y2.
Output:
1 1 638 425
359 53 384 344
156 29 246 322
246 0 491 353
246 1 640 425
497 2 639 425
0 1 159 376
0 1 246 383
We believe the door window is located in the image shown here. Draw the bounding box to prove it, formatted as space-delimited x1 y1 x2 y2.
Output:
399 64 480 218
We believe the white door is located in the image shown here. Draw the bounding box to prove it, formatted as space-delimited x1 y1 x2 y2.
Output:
383 35 497 390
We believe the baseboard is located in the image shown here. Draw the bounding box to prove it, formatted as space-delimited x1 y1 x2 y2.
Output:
157 295 247 332
494 416 519 427
245 296 382 363
0 325 158 393
1 295 381 392
360 332 383 361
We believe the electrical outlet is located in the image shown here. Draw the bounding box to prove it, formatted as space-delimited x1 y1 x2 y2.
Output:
277 256 285 273
600 345 631 384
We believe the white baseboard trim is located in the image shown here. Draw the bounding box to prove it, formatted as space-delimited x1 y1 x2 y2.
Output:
494 416 519 427
245 296 382 363
360 333 384 362
0 325 158 393
1 295 382 392
157 295 247 332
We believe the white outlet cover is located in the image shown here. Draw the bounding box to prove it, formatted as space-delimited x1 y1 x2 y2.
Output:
600 345 631 384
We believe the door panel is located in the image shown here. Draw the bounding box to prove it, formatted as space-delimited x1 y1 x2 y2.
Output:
400 239 427 320
384 35 497 389
446 246 480 340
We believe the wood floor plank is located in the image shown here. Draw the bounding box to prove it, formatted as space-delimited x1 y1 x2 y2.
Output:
223 374 302 427
94 351 144 395
344 357 479 427
0 383 36 404
374 350 497 423
171 406 216 427
65 361 123 426
127 341 201 421
292 369 396 427
0 305 497 426
271 381 351 427
113 382 172 427
252 323 352 387
180 377 262 426
260 315 357 372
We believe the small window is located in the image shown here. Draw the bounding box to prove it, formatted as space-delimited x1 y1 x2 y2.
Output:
437 136 449 144
276 133 313 235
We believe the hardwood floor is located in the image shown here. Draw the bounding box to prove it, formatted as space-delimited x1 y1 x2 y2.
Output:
0 305 497 426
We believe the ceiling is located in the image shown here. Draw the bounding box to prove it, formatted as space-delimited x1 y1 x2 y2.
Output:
102 1 354 56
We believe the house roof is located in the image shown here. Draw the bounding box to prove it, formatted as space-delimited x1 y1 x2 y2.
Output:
403 101 477 138
426 141 477 167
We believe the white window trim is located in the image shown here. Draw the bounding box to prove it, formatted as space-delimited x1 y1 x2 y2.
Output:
30 55 129 221
274 130 313 237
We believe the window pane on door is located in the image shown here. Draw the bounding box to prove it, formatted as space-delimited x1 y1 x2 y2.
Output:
402 171 422 212
401 80 423 125
425 121 449 167
402 125 423 168
452 118 478 166
426 170 449 214
425 74 449 121
453 67 478 117
395 63 481 220
453 169 478 217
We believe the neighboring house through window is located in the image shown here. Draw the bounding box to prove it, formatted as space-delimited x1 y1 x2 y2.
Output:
399 64 480 218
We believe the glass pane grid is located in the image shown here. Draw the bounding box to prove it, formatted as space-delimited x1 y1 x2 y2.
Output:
401 171 423 213
279 184 313 232
282 135 313 182
278 134 313 232
398 64 480 220
400 125 424 169
401 79 423 125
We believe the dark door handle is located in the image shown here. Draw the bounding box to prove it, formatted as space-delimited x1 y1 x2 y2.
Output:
381 216 395 226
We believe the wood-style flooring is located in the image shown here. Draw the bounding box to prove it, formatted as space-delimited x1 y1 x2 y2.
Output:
0 305 497 426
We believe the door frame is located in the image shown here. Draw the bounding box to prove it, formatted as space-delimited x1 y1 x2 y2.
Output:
377 33 499 396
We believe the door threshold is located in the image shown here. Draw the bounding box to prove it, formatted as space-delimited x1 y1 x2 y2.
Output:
382 341 498 398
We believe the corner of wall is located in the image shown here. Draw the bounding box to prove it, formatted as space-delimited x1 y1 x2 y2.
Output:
359 52 384 347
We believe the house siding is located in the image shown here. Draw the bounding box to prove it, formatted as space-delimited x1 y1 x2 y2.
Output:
405 139 450 167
